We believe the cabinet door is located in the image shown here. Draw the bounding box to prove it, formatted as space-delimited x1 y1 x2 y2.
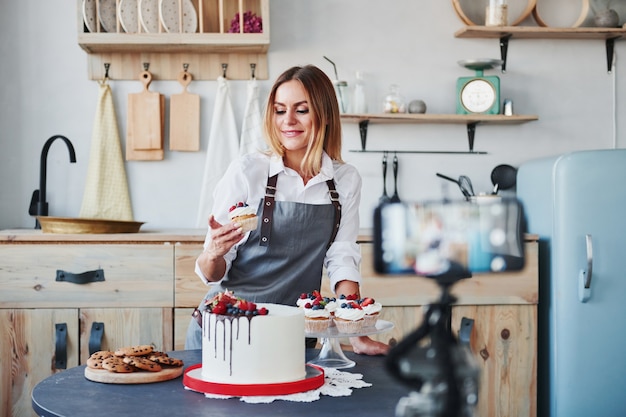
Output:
452 305 537 417
0 309 79 417
79 308 173 364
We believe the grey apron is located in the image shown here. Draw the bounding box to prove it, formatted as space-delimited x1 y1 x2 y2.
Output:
185 174 341 349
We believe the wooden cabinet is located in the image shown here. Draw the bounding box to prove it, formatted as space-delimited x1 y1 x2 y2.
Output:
76 0 270 80
0 229 204 417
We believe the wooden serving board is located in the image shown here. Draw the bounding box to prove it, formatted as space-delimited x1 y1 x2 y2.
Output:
169 70 200 151
126 70 165 161
84 366 184 384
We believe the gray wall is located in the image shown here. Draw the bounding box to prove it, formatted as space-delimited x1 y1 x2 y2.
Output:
1 1 624 230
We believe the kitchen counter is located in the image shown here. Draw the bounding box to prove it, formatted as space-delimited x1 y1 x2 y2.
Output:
1 228 538 417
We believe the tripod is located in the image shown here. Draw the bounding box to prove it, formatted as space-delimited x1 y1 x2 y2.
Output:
386 276 480 417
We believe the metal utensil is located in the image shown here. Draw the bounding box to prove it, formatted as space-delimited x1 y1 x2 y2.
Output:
436 172 471 200
459 175 475 197
380 153 391 203
391 154 401 202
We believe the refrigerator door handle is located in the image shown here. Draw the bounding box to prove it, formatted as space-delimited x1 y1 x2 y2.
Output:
578 234 593 303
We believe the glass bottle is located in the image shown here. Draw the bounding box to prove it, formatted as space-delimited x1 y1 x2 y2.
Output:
383 84 406 114
486 0 508 26
352 71 368 114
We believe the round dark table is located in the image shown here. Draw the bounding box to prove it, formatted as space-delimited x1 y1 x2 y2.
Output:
32 349 411 417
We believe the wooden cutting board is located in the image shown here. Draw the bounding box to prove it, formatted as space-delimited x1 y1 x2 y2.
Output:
126 70 164 160
84 365 183 384
169 70 200 151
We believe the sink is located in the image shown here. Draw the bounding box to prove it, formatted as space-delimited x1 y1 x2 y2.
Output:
36 216 144 234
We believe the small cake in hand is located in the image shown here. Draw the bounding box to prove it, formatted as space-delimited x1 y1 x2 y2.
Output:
228 202 258 233
334 300 365 334
359 297 382 327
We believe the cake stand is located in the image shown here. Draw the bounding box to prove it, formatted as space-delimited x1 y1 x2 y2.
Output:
305 320 394 369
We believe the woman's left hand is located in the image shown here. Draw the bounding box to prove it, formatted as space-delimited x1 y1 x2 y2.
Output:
349 336 389 356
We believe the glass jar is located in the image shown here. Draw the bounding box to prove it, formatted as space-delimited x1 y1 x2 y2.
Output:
333 80 349 114
383 84 406 114
486 0 508 26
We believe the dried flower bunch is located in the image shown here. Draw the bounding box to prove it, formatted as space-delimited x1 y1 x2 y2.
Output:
229 11 263 33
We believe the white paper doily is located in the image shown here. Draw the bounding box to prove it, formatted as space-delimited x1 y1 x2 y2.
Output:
193 367 372 403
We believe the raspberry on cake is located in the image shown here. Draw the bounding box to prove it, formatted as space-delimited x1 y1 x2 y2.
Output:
228 201 259 233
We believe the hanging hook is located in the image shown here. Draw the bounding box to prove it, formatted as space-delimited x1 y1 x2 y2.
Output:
183 63 189 72
250 63 256 79
221 63 228 78
143 62 150 71
104 63 110 79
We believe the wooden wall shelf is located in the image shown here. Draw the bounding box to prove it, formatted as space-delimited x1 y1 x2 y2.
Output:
341 113 538 154
455 26 626 72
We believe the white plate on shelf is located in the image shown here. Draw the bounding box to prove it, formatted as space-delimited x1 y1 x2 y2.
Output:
119 0 139 33
82 0 99 32
159 0 198 33
98 0 119 33
139 0 161 33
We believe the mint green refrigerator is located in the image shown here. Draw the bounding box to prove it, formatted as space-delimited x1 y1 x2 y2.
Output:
517 149 626 417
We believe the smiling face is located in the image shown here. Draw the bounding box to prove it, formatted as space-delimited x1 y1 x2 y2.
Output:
273 79 314 162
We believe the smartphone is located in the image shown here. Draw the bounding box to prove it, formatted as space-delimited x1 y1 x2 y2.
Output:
373 199 526 278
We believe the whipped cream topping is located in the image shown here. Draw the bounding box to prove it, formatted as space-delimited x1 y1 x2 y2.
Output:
324 299 338 313
304 308 331 319
229 205 256 220
362 302 382 315
335 306 365 321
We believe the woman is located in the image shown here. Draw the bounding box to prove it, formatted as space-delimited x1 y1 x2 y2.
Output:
186 65 388 356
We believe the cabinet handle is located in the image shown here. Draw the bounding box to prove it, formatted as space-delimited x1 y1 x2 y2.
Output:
88 322 105 355
54 323 67 369
56 269 105 284
459 316 474 346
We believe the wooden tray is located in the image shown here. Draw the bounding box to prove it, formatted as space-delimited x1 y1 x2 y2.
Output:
84 366 183 384
37 216 144 234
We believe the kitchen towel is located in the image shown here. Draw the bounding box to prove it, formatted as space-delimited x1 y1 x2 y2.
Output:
239 77 266 156
80 80 134 221
196 76 240 227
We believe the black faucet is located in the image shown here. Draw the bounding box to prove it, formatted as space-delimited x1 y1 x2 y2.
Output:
29 135 77 228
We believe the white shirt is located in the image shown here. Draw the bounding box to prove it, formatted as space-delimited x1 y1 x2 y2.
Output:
195 151 362 292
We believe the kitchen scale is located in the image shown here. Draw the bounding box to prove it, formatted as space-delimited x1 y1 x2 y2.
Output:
456 58 503 115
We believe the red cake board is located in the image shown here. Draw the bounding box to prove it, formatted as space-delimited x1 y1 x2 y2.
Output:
183 364 324 396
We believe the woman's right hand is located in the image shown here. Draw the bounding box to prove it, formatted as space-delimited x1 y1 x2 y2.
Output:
198 215 243 281
205 215 244 259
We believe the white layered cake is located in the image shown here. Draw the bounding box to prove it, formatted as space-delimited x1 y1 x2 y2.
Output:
201 297 305 385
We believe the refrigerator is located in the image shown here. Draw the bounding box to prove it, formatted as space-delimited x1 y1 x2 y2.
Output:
517 149 626 417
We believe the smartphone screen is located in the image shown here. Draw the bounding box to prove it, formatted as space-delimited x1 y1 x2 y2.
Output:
373 199 525 278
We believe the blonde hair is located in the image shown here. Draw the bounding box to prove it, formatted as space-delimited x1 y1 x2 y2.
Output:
263 65 343 178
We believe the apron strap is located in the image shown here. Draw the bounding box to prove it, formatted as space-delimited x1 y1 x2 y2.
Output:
259 174 342 248
259 174 278 247
326 179 342 249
